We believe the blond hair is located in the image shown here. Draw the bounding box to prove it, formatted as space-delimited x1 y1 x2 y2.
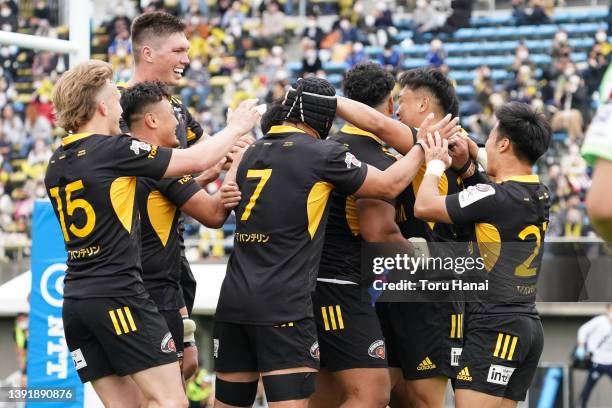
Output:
52 60 113 133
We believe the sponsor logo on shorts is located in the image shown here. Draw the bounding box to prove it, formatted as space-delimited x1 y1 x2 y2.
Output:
451 347 463 367
71 348 87 370
310 341 320 360
487 364 515 385
416 357 437 371
368 340 386 359
213 338 219 358
457 367 473 381
160 332 176 354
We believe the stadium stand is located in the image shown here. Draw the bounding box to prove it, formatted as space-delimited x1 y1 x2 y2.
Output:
0 0 609 262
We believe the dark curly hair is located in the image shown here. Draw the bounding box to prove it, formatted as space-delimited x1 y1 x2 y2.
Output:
120 81 170 129
495 102 551 165
398 68 459 117
131 12 186 63
343 62 395 108
260 103 284 134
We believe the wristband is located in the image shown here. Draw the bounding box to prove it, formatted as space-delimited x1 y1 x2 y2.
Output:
461 161 477 179
414 140 425 153
425 160 445 177
476 148 488 171
183 316 196 343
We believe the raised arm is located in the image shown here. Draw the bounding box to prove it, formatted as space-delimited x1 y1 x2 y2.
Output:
163 99 260 177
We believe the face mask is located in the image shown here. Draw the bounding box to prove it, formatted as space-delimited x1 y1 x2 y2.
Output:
340 20 350 30
191 60 203 70
564 68 575 77
308 20 316 28
596 32 607 43
517 50 528 60
0 9 10 18
353 43 363 53
556 32 568 43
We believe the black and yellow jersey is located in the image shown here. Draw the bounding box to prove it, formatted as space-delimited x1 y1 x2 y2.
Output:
215 125 368 325
44 133 172 299
318 126 397 284
396 161 468 242
136 175 201 310
117 83 204 148
445 175 551 316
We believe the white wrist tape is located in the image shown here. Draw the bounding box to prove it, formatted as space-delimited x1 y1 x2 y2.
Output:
477 148 488 171
183 317 196 343
408 237 430 259
425 160 445 177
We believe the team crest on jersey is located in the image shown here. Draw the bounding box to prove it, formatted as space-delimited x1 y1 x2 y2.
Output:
368 340 386 359
458 184 495 208
160 332 176 354
213 338 219 358
130 140 152 155
310 341 320 360
344 152 362 169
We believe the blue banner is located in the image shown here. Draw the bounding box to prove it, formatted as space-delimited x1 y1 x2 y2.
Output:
27 200 83 407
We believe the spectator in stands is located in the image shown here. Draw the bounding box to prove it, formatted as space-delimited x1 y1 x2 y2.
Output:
377 44 401 74
108 26 133 70
551 29 572 63
27 139 51 168
0 0 18 32
301 40 322 76
552 70 588 141
0 128 11 172
528 0 551 25
338 17 360 44
221 1 245 28
426 38 446 67
437 0 472 34
1 105 25 148
302 15 325 49
574 304 612 408
181 58 211 111
260 1 285 46
346 42 367 67
411 0 445 42
511 0 529 26
181 0 208 18
24 103 49 144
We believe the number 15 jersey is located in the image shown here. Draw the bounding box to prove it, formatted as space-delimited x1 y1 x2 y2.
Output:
44 133 172 299
215 126 368 325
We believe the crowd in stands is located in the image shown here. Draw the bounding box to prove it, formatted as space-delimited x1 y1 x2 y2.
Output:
0 0 609 262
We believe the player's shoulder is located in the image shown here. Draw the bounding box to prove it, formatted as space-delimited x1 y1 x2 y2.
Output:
456 182 500 208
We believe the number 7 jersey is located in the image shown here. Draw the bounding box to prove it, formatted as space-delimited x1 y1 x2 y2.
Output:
44 133 172 299
215 126 368 325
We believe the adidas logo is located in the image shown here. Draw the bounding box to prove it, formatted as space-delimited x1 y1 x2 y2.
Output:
416 357 437 371
457 367 473 381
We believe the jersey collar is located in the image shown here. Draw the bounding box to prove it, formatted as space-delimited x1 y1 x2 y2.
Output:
62 133 93 146
340 125 382 144
267 125 306 135
498 175 540 183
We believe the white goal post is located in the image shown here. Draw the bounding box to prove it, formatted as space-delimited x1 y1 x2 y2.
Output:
0 0 91 67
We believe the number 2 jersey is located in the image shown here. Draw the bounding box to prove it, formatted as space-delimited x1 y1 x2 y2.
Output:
44 133 172 299
215 125 368 325
445 175 551 316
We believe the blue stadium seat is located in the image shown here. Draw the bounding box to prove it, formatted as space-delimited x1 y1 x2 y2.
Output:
327 73 343 87
286 61 302 74
322 61 349 73
455 85 475 97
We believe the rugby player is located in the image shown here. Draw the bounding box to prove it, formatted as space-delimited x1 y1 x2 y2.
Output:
45 60 259 407
121 11 208 377
582 97 612 240
378 68 469 408
212 77 455 408
414 101 552 407
120 81 251 378
310 62 458 408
